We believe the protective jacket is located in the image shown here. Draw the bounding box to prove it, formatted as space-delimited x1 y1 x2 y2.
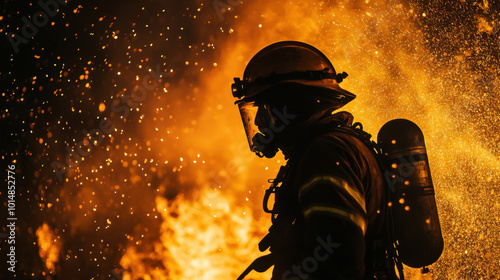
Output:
265 111 388 280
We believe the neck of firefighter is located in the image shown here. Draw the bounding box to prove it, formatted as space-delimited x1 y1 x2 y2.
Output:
276 130 295 159
268 106 301 159
274 117 311 160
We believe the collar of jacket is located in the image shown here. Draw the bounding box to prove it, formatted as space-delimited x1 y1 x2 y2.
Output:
285 110 354 159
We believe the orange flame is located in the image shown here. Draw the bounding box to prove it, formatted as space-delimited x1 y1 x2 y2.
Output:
36 223 62 274
120 190 271 279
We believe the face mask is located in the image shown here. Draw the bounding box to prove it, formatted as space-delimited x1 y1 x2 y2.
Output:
237 101 283 158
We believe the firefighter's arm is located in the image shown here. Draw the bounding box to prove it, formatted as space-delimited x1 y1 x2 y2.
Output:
295 133 368 279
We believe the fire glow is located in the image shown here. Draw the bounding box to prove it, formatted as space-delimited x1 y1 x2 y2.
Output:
3 0 498 279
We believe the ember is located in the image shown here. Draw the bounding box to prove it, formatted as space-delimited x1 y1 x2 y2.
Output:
2 0 499 279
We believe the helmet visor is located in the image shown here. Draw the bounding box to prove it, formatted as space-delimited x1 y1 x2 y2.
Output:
237 101 277 155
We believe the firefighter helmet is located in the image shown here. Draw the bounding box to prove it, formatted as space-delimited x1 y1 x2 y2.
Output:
232 41 356 157
232 41 355 102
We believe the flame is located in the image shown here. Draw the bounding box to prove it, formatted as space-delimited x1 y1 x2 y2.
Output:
36 223 62 274
120 190 271 280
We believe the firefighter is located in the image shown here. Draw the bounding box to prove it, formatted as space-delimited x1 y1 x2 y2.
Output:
233 41 396 280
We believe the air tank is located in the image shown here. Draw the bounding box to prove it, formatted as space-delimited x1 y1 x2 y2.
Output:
377 119 444 268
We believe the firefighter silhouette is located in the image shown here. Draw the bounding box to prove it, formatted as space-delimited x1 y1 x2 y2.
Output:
232 41 443 280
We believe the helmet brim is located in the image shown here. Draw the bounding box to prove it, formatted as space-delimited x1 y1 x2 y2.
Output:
236 80 356 110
